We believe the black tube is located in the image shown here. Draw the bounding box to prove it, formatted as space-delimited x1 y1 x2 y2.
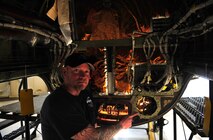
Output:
173 110 177 140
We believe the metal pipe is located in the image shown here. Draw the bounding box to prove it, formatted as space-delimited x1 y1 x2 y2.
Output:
106 47 115 95
209 81 213 140
22 77 30 140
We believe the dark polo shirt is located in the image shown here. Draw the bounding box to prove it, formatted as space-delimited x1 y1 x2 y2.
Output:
40 87 95 140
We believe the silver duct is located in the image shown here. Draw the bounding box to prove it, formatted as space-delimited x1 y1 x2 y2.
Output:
47 0 76 45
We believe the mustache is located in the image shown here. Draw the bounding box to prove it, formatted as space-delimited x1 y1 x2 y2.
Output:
77 78 88 83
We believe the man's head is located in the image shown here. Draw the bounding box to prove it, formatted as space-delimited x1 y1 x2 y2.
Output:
61 53 94 95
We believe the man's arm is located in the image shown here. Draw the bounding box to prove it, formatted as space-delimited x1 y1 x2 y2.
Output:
71 113 138 140
71 123 121 140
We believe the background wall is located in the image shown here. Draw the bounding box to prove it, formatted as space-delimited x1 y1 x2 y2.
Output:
0 76 48 98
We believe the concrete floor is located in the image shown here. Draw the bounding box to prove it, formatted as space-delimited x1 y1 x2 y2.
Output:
0 77 210 140
1 122 149 140
0 110 209 140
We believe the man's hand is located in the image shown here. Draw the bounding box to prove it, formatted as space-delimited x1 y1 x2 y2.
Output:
119 113 139 129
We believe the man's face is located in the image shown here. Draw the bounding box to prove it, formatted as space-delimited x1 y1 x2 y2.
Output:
63 63 91 91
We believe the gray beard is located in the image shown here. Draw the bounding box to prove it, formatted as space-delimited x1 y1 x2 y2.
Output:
74 84 86 91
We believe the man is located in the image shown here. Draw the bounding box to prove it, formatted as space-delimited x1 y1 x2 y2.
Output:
40 53 138 140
